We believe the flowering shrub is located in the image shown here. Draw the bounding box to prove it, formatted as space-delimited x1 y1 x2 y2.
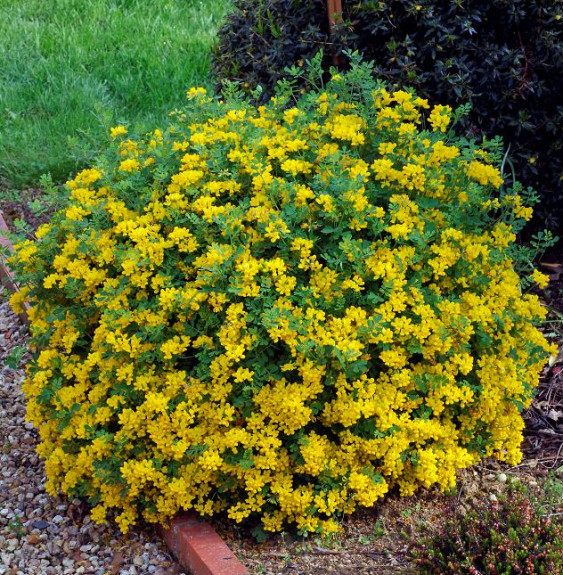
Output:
9 62 554 536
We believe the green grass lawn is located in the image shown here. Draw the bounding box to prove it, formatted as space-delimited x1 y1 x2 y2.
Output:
0 0 232 188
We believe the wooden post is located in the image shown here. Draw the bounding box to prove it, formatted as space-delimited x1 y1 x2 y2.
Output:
327 0 343 36
327 0 343 67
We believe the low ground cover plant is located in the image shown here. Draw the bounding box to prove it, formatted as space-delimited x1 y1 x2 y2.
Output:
9 59 555 536
411 482 563 574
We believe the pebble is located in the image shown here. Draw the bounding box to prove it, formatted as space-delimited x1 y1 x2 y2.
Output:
497 473 507 483
489 493 498 502
0 288 180 574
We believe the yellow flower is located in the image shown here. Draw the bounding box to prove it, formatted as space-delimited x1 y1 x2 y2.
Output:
186 86 207 99
428 104 452 132
531 269 549 289
110 125 127 139
327 113 366 146
119 158 140 172
466 160 503 188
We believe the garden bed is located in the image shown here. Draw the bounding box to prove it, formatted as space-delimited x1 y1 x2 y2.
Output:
215 459 559 575
1 70 562 573
1 2 562 572
1 198 561 574
0 188 54 235
1 281 560 575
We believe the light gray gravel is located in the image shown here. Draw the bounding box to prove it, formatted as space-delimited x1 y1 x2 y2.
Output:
0 288 185 575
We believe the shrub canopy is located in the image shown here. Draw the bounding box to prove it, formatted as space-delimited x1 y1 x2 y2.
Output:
10 63 554 535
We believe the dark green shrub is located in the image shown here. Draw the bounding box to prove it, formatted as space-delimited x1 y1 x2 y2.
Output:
411 484 563 575
213 0 330 95
213 0 563 237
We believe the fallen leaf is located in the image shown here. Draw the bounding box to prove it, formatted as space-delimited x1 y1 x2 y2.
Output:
27 534 40 545
111 551 125 574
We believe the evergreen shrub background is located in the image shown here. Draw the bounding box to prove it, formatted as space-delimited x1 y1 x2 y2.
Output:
213 0 330 95
213 0 563 237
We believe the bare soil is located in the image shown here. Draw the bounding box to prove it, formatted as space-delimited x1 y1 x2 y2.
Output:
0 188 54 234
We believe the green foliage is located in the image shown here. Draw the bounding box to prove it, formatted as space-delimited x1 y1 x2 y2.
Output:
213 0 563 237
213 0 331 95
411 483 563 575
7 516 24 539
4 346 26 370
542 473 563 512
0 0 232 188
358 518 386 543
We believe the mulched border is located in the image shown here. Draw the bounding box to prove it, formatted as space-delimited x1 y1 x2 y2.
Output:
1 204 561 574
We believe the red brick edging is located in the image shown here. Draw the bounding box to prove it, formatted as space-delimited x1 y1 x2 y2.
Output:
159 513 248 575
0 209 249 575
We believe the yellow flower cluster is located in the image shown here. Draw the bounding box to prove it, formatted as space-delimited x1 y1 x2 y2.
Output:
9 70 553 536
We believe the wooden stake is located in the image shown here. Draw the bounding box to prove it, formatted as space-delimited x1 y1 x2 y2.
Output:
327 0 343 67
327 0 343 36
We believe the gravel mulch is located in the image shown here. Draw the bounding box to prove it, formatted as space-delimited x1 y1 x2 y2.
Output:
0 289 186 575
